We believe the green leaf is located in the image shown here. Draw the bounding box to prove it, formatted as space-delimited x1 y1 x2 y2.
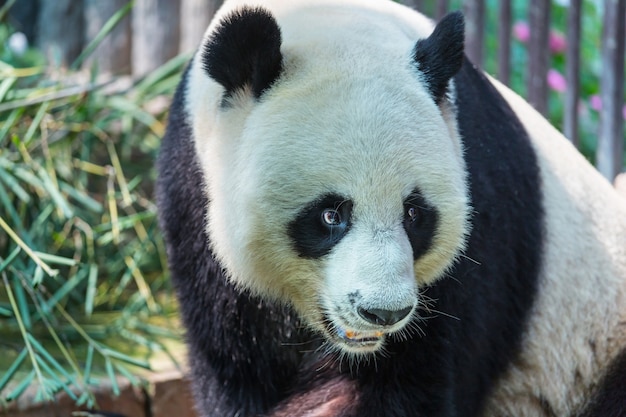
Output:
102 348 151 370
0 348 28 394
0 77 17 103
84 264 98 317
104 358 120 397
23 102 49 146
0 246 21 275
59 180 104 213
0 165 31 203
32 264 44 287
41 268 87 314
4 370 35 402
0 107 24 145
71 1 135 70
35 165 73 219
83 345 95 385
33 251 78 267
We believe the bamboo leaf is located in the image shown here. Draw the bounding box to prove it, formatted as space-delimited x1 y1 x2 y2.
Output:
0 181 26 235
104 358 120 397
23 102 49 146
0 107 24 144
113 362 140 386
0 77 17 103
33 251 78 267
0 305 13 316
0 246 21 274
84 264 98 317
135 53 190 96
0 165 31 203
71 1 135 70
101 348 151 370
83 345 94 384
32 351 78 402
42 268 87 314
106 96 164 136
35 165 73 219
59 181 104 213
4 370 35 402
0 0 17 22
32 264 44 287
0 348 28 394
12 275 32 330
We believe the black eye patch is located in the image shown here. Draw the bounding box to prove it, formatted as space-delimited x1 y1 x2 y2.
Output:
289 194 353 258
403 189 439 260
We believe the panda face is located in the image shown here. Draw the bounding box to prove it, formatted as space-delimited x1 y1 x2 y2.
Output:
189 6 470 354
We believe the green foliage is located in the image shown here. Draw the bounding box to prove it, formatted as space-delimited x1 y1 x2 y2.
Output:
0 10 189 409
436 0 618 163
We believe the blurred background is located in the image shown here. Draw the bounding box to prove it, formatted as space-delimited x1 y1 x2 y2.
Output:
0 0 624 416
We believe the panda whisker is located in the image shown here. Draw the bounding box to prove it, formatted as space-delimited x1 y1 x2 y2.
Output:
427 308 459 321
458 253 481 265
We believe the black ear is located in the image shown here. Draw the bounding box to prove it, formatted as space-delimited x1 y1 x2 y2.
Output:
413 11 465 104
201 7 283 100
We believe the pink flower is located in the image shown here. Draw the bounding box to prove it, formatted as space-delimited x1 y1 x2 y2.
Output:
549 31 567 54
590 95 602 112
513 21 530 43
589 97 626 120
547 69 567 92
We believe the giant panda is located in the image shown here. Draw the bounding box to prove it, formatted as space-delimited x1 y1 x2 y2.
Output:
156 0 626 416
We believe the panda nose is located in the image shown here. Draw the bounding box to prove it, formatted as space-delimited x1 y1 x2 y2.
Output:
357 306 413 326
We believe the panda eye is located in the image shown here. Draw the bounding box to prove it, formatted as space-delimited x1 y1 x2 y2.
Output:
321 209 342 226
406 206 420 223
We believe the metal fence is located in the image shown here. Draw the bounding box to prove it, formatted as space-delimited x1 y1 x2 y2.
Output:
4 0 625 180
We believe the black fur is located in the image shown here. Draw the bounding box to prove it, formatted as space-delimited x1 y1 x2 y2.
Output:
403 188 439 260
414 11 465 104
201 7 283 100
288 194 353 258
579 348 626 417
156 66 316 415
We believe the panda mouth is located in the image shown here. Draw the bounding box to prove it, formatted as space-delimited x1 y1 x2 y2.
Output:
335 327 384 345
322 314 385 349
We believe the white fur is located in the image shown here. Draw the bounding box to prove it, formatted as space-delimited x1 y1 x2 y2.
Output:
482 77 626 416
185 0 470 350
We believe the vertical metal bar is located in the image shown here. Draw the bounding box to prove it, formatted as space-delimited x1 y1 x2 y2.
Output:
563 0 582 147
38 0 84 67
464 0 486 68
84 0 132 75
527 0 551 115
437 0 449 20
132 0 181 77
497 0 512 84
597 0 626 180
179 0 223 54
403 0 425 10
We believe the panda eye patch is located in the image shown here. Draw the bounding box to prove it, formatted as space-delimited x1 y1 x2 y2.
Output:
403 189 439 260
289 194 353 258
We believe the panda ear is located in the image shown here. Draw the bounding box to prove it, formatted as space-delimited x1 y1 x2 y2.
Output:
413 11 465 104
201 7 283 100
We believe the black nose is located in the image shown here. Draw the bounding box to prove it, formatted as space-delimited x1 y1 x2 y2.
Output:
357 306 413 326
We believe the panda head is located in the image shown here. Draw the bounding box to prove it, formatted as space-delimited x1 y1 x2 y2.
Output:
187 4 470 355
